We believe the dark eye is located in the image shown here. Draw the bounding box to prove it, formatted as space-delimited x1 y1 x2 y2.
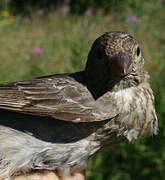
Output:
136 47 140 56
97 49 103 59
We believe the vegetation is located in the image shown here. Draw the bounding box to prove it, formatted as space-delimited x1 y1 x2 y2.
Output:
0 0 164 179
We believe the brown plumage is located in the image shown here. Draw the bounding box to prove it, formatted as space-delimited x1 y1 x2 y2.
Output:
0 31 158 179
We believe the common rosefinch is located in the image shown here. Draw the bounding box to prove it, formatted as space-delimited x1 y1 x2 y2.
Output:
0 31 158 179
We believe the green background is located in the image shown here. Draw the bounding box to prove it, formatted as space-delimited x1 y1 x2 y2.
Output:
0 0 164 179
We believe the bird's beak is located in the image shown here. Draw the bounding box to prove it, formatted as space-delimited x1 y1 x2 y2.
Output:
113 52 132 76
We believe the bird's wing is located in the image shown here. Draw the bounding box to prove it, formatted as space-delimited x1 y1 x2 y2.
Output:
0 74 119 122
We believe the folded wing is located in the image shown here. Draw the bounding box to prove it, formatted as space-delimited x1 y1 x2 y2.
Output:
0 74 119 122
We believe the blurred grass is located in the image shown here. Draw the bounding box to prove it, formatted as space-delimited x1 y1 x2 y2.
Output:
0 1 164 180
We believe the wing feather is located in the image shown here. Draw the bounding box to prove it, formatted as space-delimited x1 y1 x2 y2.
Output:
0 74 119 122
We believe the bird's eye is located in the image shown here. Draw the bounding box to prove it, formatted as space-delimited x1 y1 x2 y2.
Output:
97 49 103 59
136 47 140 56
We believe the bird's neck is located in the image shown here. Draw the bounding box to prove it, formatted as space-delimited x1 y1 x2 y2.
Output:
108 70 148 92
85 69 148 99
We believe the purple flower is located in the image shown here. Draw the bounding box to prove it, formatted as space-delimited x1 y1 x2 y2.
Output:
61 5 70 16
31 48 43 56
84 8 93 18
125 14 140 27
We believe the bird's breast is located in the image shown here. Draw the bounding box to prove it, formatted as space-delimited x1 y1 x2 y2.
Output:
112 83 158 141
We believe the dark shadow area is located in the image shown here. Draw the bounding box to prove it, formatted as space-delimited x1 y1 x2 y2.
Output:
7 0 126 15
69 71 122 99
0 109 106 143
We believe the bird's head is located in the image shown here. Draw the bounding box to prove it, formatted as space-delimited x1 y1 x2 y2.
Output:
85 31 144 81
85 31 146 97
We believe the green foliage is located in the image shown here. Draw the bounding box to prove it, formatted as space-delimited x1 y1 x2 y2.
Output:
0 0 162 15
0 1 164 180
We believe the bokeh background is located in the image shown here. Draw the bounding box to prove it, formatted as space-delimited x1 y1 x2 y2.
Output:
0 0 164 179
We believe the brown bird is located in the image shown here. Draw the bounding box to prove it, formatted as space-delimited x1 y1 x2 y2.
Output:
0 31 158 179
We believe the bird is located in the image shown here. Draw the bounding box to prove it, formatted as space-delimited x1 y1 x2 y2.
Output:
0 31 158 179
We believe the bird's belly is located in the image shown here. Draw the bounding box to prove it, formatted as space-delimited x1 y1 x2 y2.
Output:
0 125 98 179
0 111 102 179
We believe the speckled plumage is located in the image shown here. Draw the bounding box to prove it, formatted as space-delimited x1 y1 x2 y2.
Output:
0 31 158 179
